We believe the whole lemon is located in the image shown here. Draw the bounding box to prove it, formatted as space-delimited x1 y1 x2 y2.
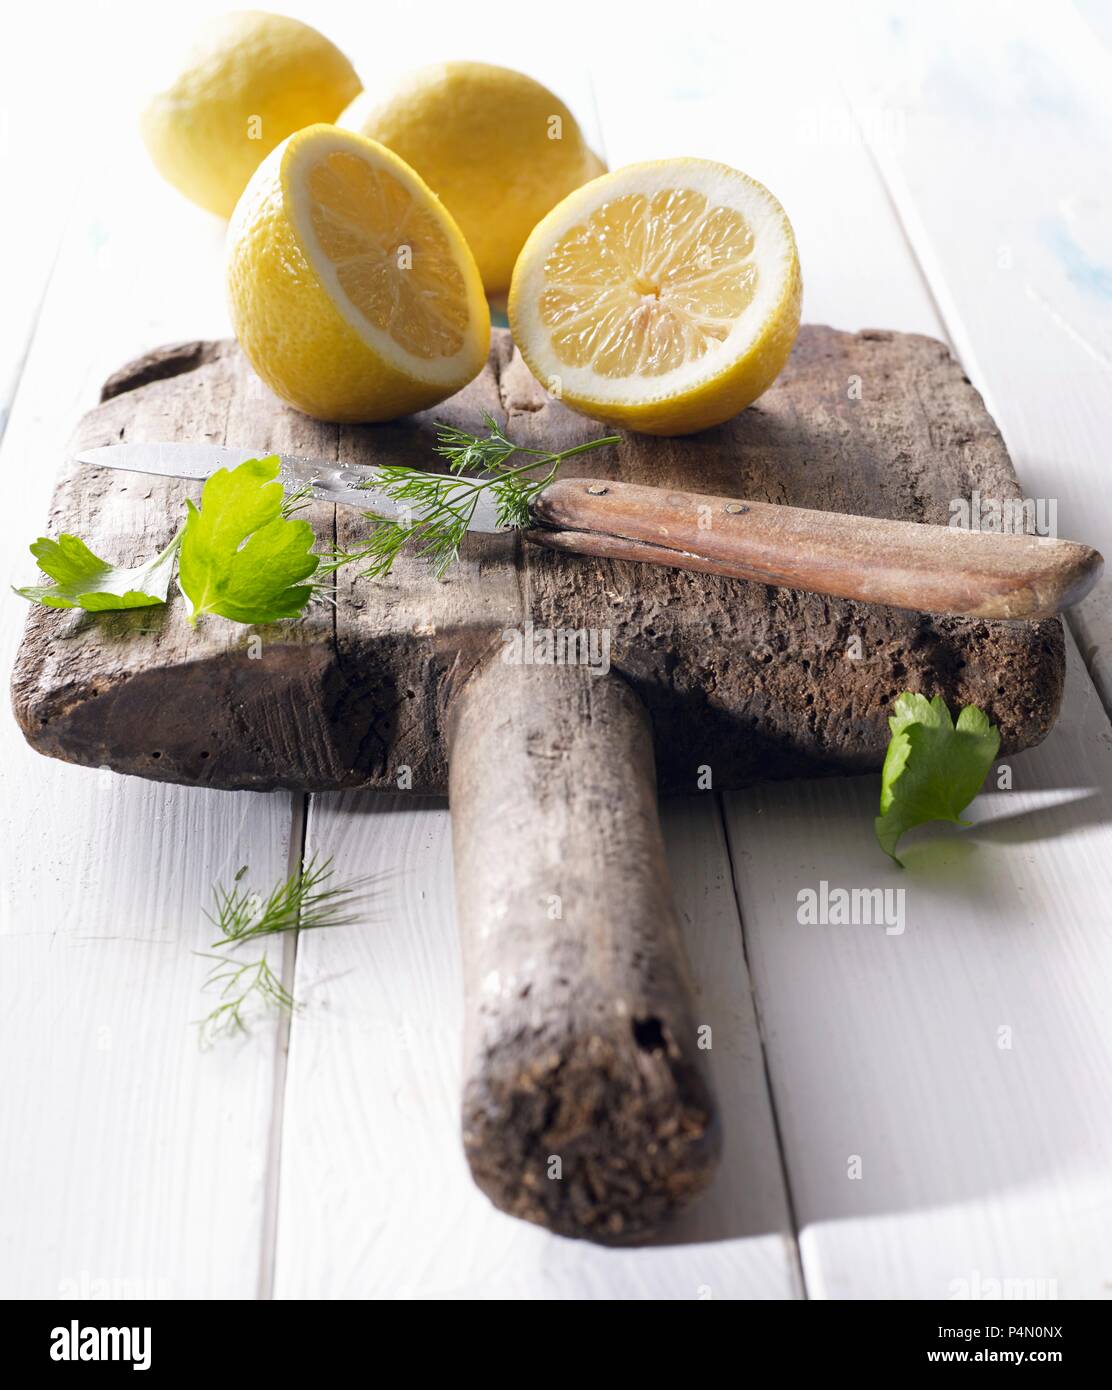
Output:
339 62 605 293
140 11 361 218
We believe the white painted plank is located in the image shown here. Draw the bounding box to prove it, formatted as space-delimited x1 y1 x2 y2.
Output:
0 57 293 1295
724 632 1112 1299
0 773 293 1298
0 9 83 437
1076 0 1112 54
593 1 1112 1299
0 229 58 446
274 794 800 1300
271 5 801 1298
836 0 1112 704
586 2 943 338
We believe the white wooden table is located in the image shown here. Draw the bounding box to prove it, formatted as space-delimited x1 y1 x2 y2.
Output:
2 0 1111 1300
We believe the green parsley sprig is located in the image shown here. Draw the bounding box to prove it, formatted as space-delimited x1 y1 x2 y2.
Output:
178 456 319 626
19 424 620 620
875 693 1000 864
13 530 182 611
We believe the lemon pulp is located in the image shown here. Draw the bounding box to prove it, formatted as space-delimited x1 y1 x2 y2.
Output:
541 189 758 378
508 158 801 436
305 151 468 360
227 125 489 423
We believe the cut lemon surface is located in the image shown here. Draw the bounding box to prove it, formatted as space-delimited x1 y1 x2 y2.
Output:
508 158 801 435
227 124 490 423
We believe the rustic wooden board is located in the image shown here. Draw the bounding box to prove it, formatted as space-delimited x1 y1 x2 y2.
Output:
12 326 1063 794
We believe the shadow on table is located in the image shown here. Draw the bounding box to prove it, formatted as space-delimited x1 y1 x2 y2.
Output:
706 698 1112 1268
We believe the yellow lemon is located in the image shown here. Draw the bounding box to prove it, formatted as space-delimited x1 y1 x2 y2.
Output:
339 63 604 293
141 11 362 218
226 124 490 422
508 158 802 436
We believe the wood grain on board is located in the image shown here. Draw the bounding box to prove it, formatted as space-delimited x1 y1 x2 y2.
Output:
450 660 719 1237
12 326 1065 795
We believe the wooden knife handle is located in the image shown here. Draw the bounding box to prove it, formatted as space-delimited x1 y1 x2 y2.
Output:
447 657 719 1240
528 478 1103 620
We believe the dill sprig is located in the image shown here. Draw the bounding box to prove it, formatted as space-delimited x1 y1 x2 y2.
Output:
196 855 379 1046
281 483 317 518
196 954 296 1048
317 414 620 582
205 853 373 948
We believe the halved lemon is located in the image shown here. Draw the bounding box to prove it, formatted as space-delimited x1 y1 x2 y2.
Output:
227 124 490 423
508 158 801 435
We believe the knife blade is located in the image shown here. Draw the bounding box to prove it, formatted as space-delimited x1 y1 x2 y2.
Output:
74 441 505 533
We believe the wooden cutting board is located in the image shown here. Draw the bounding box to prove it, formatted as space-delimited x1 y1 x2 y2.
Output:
9 323 1068 1240
11 325 1063 792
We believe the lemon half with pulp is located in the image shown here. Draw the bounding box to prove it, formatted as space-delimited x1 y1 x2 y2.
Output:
227 124 490 422
508 158 801 435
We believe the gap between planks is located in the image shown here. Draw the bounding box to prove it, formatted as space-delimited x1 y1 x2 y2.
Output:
715 792 809 1299
257 790 309 1299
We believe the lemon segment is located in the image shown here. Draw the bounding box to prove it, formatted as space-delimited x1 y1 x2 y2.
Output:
339 63 603 293
508 159 801 435
227 125 490 423
140 12 362 218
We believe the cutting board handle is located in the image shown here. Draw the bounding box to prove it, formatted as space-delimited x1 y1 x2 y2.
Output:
447 655 719 1239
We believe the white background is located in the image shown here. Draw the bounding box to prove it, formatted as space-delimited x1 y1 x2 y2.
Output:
1 0 1111 1299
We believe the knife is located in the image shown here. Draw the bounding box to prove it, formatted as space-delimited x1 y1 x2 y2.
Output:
75 441 1103 620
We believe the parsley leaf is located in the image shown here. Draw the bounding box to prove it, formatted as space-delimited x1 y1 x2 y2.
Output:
14 531 180 611
178 456 318 626
875 693 1001 864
